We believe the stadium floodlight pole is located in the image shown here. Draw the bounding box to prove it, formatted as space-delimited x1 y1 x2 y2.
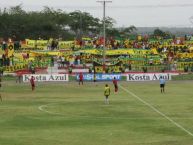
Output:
76 10 83 41
97 0 112 73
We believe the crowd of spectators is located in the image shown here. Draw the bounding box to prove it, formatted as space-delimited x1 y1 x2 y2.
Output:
1 36 193 73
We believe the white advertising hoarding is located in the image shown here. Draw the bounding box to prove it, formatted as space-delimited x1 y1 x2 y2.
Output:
23 74 69 82
127 73 173 81
76 74 122 81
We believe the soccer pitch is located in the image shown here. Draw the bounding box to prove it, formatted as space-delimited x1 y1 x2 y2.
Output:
1 79 193 145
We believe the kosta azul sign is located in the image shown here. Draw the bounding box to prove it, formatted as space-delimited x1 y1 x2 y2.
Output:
76 74 121 81
127 73 171 81
23 74 69 82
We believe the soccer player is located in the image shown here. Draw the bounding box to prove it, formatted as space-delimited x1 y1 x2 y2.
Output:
93 73 96 82
104 84 110 104
113 77 118 93
160 76 165 93
30 76 35 91
78 72 83 85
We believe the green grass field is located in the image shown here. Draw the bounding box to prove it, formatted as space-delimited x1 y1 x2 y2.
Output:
1 79 193 145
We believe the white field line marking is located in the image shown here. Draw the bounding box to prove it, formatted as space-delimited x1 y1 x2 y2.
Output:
120 85 193 137
38 102 193 120
39 103 150 120
38 103 62 115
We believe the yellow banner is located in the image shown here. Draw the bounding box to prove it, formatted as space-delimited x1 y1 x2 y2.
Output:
178 53 193 58
58 41 74 49
36 40 48 49
76 49 157 56
24 39 75 50
24 39 49 50
95 66 122 73
133 49 149 55
106 49 134 55
25 39 36 48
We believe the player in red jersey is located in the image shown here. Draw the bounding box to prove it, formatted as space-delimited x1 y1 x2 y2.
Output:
30 76 35 91
113 77 118 92
78 72 83 85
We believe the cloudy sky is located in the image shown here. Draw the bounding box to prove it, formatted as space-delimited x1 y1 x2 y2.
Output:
1 0 193 27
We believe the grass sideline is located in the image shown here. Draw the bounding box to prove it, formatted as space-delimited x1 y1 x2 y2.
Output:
172 73 193 80
0 80 193 145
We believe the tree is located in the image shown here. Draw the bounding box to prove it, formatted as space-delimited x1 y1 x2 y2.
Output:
124 25 137 33
68 11 101 39
153 28 166 37
121 26 137 38
153 28 172 39
0 6 74 40
106 25 137 39
0 5 117 40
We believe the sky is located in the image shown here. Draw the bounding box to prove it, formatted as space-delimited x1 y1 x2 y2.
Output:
1 0 193 27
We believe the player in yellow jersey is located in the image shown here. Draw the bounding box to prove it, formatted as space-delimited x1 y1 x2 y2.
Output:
104 84 110 104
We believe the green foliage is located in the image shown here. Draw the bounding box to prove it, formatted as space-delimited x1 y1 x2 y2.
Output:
153 28 172 39
0 5 115 40
106 26 137 38
68 11 101 39
0 5 139 40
